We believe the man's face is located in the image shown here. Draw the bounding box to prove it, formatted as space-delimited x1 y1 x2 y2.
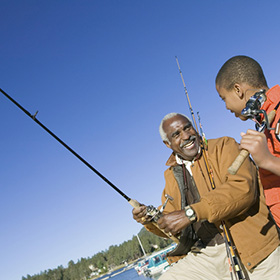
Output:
216 85 248 121
163 115 200 161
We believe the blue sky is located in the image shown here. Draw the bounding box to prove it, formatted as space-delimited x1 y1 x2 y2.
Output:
1 1 280 279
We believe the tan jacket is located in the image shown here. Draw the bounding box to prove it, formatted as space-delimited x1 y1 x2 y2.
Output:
145 136 279 270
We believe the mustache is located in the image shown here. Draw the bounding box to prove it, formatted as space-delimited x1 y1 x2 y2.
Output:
180 135 196 148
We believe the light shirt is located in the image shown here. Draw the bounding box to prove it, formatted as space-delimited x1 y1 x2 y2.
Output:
175 154 193 175
175 146 201 176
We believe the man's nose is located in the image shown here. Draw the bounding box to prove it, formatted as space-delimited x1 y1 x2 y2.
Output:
181 130 191 139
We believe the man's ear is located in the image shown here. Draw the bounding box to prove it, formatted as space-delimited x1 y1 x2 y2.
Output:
163 140 171 149
234 83 244 99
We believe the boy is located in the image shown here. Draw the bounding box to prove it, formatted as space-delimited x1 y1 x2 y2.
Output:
215 55 280 227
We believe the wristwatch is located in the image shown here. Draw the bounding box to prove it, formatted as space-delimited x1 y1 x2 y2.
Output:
185 205 197 222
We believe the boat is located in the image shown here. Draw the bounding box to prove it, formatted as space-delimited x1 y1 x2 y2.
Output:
135 258 149 275
136 243 176 277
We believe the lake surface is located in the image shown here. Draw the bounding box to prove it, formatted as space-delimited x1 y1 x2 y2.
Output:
95 267 161 280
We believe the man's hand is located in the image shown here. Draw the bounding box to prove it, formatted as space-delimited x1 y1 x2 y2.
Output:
132 205 150 225
157 210 191 236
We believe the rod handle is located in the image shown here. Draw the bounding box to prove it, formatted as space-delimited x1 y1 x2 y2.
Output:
228 149 250 175
228 110 276 175
128 199 141 208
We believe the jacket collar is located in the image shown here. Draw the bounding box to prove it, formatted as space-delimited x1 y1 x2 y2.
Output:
166 153 178 167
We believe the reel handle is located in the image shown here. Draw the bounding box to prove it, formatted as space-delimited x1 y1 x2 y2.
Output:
228 110 276 175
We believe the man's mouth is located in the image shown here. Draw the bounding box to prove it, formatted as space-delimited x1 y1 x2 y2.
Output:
180 136 196 149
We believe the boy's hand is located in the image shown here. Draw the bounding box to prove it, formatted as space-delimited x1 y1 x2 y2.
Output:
240 129 271 167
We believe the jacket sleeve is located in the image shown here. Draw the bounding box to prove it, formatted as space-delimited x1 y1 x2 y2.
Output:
191 137 258 223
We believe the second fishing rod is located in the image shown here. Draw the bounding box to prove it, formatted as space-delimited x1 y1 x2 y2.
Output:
175 57 247 280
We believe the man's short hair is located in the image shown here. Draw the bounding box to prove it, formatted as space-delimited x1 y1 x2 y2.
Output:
215 55 268 90
159 113 192 144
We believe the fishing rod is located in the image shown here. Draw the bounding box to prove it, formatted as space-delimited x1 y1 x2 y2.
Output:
0 88 179 243
0 88 132 203
175 58 246 280
175 56 199 133
175 57 215 188
197 111 207 146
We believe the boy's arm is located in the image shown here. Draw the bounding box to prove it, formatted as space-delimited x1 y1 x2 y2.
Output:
240 129 280 176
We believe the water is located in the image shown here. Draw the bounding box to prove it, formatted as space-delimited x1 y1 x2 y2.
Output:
95 267 161 280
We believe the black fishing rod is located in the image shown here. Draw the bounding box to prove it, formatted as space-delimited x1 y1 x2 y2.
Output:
0 88 132 203
0 87 180 243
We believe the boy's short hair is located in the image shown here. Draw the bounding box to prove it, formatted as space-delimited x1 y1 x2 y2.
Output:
215 55 268 90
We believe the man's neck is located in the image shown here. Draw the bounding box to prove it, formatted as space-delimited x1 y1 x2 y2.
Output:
175 146 201 165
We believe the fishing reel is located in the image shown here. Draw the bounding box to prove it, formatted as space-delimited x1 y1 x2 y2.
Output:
145 194 174 223
241 89 273 131
145 205 162 223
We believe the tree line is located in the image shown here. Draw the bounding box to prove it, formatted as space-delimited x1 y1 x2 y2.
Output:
22 227 172 280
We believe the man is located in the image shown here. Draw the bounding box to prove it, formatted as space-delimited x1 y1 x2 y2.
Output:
133 113 280 280
215 55 280 226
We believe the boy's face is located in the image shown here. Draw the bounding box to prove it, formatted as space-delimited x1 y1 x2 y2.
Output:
216 84 248 121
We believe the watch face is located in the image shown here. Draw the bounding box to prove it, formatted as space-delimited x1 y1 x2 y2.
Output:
186 209 194 216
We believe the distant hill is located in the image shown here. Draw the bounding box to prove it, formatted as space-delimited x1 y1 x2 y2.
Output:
22 227 172 280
